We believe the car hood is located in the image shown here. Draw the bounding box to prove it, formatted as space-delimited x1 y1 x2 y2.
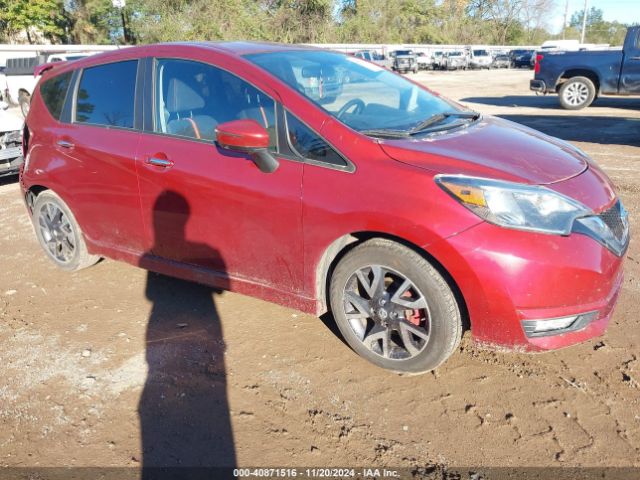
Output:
378 115 588 185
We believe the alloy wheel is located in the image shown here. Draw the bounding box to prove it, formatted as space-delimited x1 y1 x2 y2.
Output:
38 202 76 264
564 82 589 106
342 265 431 360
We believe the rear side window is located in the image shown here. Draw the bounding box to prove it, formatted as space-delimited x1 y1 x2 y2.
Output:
75 60 137 128
285 111 346 167
40 71 72 120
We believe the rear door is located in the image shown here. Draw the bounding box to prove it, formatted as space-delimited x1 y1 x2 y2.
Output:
56 59 145 252
620 28 640 93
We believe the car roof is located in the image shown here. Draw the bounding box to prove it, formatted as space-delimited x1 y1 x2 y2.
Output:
39 41 330 80
169 41 323 56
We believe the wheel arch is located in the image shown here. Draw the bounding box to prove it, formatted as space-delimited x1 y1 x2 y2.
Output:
315 231 470 332
25 184 49 213
556 69 600 93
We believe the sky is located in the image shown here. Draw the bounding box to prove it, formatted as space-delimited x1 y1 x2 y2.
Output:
550 0 639 33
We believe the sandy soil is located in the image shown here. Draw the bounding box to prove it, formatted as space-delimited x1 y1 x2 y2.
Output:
0 69 639 476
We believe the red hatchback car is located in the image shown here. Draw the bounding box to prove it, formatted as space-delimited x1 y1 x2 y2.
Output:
20 43 629 373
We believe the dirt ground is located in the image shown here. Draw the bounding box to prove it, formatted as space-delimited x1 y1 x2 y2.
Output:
1 69 639 477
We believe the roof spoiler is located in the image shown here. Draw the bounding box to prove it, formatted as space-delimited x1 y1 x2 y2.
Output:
34 61 67 78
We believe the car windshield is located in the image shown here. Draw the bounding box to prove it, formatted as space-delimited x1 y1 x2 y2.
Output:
449 52 463 57
246 50 463 134
473 50 488 56
395 50 412 56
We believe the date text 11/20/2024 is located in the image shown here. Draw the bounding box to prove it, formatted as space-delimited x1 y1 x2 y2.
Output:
233 468 400 477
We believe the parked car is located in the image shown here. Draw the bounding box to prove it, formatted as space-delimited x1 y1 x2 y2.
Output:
468 49 492 69
441 51 468 70
415 52 432 70
4 53 93 117
531 26 640 110
492 54 511 69
512 50 534 69
431 51 444 70
391 50 418 74
21 43 629 374
0 66 6 102
353 50 391 69
0 102 23 178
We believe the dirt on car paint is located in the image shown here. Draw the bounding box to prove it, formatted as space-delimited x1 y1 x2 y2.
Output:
0 70 639 475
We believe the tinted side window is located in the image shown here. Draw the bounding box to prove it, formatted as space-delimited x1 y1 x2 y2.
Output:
40 71 72 120
286 112 346 167
154 58 276 150
75 60 137 128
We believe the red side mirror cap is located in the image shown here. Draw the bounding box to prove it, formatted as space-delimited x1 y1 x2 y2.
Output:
216 119 270 152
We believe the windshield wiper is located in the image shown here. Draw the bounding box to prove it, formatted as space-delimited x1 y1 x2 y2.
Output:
359 128 411 139
409 111 480 135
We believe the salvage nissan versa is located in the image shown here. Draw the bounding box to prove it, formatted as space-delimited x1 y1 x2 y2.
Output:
20 43 629 373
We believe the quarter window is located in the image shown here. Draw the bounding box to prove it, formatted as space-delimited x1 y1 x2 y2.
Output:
286 112 346 167
154 58 276 150
75 60 137 128
40 71 72 120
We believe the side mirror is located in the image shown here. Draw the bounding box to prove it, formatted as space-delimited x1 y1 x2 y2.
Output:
215 119 279 174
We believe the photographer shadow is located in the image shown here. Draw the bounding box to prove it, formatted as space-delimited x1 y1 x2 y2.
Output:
138 190 236 478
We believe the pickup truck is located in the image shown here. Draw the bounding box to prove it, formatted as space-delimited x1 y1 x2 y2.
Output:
530 26 640 109
3 53 91 117
390 50 418 74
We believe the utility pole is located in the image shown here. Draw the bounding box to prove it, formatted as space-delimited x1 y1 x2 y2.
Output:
580 0 588 43
562 0 569 40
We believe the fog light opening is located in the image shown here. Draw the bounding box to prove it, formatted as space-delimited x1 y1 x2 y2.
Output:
522 311 598 338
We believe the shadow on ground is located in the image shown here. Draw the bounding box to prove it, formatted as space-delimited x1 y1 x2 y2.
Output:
138 190 236 478
461 95 640 111
459 95 640 146
0 174 18 187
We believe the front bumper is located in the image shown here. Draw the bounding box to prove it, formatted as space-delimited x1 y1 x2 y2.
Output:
0 149 23 178
428 219 626 352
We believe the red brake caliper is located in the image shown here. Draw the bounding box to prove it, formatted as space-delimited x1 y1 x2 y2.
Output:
402 291 422 325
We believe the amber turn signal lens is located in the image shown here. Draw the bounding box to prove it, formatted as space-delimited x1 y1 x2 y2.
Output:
440 181 487 207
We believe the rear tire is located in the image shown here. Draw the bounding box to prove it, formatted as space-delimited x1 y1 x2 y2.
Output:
32 190 100 271
559 76 596 110
329 238 462 374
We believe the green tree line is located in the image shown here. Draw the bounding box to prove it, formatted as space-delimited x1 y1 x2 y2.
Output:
0 0 634 46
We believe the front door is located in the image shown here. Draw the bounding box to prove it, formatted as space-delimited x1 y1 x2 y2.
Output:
135 58 304 293
620 29 640 93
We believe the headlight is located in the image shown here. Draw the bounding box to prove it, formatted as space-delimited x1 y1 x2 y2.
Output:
436 175 590 235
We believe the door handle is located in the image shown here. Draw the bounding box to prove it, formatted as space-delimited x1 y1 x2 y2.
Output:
56 139 74 148
145 156 174 168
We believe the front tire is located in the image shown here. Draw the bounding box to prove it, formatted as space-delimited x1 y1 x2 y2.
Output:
329 239 462 374
558 76 596 110
32 190 100 271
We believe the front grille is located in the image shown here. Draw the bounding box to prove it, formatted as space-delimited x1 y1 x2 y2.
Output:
599 201 627 241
